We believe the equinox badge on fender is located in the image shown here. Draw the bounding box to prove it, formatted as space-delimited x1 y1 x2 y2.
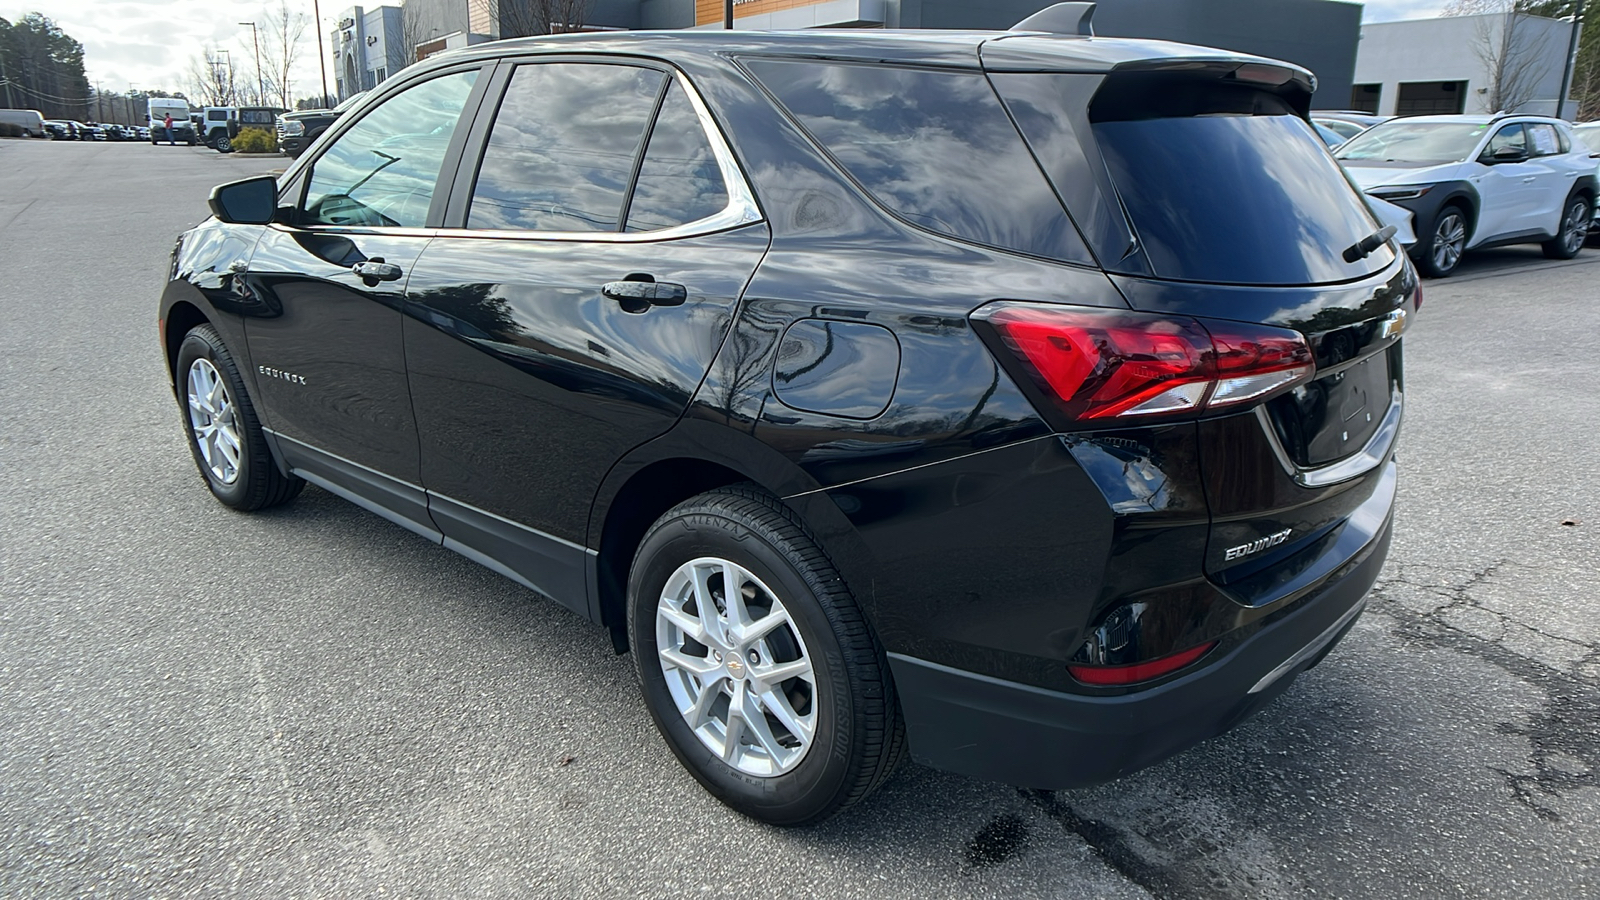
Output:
1225 528 1293 561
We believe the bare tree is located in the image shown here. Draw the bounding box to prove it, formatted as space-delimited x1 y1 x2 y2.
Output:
398 2 441 66
257 0 309 110
1443 0 1559 113
186 46 237 107
498 0 594 39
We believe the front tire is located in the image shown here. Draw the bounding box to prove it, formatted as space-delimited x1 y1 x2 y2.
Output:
216 135 232 153
628 486 904 826
1542 195 1590 260
1416 204 1469 278
174 324 303 511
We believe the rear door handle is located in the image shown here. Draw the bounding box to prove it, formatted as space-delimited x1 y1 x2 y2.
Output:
1521 176 1537 183
352 259 404 283
603 279 687 308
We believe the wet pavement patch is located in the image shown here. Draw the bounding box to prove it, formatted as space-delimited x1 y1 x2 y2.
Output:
963 813 1031 869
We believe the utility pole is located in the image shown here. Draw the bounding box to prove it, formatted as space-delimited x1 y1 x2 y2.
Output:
126 83 137 126
0 50 15 109
1556 0 1587 120
313 0 331 107
94 80 103 121
724 0 733 29
240 22 263 106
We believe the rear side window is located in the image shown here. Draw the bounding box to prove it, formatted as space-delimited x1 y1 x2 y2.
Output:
468 63 666 232
745 59 1088 263
1526 123 1562 156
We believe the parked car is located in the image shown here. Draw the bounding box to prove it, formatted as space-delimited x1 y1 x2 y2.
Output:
204 106 286 152
1312 111 1388 143
1337 114 1596 276
1313 121 1346 147
42 120 78 140
80 122 106 141
276 90 367 157
0 108 46 136
148 98 197 145
161 21 1413 825
102 124 130 141
134 125 152 141
1573 121 1600 238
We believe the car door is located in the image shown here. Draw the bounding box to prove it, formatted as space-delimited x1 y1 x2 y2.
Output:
401 60 769 615
1470 123 1540 244
243 65 488 538
1523 122 1577 234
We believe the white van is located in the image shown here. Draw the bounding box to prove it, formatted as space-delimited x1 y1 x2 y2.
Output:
0 109 46 137
147 98 195 145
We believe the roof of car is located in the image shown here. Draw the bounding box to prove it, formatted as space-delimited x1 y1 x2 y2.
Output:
425 28 1311 76
1388 113 1569 125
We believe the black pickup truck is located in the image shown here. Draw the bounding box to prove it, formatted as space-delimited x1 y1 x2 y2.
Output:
275 90 367 158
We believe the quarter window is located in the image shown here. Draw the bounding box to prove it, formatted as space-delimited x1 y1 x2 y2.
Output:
625 81 729 233
746 59 1085 263
302 69 479 228
467 64 665 232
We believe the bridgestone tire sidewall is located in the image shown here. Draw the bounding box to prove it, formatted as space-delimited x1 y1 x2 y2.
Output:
630 511 856 825
175 328 255 508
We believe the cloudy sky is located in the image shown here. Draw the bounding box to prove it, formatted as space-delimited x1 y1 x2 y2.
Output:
5 0 1454 99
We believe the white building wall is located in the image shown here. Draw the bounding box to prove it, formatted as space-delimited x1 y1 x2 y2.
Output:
1355 13 1578 118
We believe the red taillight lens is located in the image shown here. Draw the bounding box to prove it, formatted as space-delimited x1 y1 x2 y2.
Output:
975 303 1312 425
1067 641 1217 686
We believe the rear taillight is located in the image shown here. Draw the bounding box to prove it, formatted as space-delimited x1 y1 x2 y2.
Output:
973 303 1313 426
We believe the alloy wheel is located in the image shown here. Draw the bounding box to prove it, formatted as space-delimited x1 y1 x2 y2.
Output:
186 358 242 485
1432 211 1466 273
1563 199 1589 255
656 556 817 777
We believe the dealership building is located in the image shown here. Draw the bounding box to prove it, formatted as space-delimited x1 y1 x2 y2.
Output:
332 5 409 98
1352 12 1581 118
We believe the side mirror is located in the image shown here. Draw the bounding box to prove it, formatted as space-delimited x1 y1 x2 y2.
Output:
1486 146 1528 164
208 175 280 225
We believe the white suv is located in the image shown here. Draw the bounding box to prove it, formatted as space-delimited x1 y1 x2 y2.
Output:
1337 115 1596 277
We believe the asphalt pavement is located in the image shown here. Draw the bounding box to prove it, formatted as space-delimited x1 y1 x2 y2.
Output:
1 137 1597 899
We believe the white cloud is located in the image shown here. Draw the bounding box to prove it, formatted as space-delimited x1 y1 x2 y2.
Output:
2 0 342 100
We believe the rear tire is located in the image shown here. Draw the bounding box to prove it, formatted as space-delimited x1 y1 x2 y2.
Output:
174 324 303 511
628 485 904 826
1416 204 1469 278
1542 194 1590 260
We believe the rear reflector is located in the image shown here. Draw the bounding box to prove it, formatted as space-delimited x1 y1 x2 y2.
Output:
973 303 1313 426
1068 641 1218 686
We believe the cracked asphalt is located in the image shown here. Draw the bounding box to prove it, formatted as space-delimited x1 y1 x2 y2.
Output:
2 139 1597 899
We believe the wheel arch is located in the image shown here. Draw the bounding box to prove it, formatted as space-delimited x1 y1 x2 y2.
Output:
163 299 211 390
587 417 880 654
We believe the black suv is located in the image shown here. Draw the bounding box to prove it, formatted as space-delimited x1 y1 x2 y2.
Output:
276 90 367 158
159 12 1412 825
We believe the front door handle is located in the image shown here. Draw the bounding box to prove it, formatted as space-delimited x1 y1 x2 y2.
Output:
352 258 404 284
603 279 687 309
1521 176 1537 183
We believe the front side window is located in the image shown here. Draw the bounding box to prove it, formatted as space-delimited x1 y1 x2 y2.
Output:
467 63 665 232
302 69 479 229
1484 123 1527 159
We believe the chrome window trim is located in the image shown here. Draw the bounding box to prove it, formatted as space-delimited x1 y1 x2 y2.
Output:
1254 386 1402 489
429 67 760 244
289 67 760 242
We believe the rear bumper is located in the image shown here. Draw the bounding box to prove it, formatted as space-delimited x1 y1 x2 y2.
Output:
888 515 1389 789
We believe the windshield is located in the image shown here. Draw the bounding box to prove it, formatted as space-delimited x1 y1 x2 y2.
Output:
1574 124 1600 154
1337 121 1489 163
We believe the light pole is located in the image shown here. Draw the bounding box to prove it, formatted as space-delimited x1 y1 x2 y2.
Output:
126 83 136 126
239 22 264 106
1556 0 1587 120
313 0 331 107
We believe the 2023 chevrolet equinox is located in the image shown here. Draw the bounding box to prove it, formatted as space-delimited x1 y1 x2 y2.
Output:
160 9 1414 825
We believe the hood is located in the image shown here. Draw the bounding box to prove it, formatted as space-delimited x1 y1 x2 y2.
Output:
1339 161 1465 191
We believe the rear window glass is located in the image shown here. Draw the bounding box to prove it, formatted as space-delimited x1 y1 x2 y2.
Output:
1092 114 1392 284
745 59 1088 264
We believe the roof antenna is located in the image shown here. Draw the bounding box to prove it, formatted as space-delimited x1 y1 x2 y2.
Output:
1010 2 1096 36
